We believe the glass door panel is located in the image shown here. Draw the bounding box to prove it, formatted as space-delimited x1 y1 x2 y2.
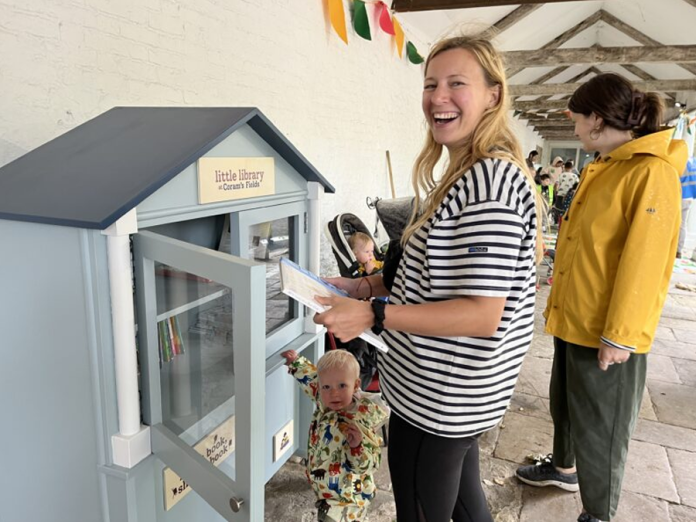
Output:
134 229 266 521
247 217 294 335
155 262 235 442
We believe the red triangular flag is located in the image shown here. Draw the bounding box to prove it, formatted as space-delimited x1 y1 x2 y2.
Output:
377 2 396 35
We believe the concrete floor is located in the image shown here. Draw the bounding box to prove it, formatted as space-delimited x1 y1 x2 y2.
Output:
264 261 696 522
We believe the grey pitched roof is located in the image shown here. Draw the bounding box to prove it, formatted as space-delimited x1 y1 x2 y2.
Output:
0 107 335 229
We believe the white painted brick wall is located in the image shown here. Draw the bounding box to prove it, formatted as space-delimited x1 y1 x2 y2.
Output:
0 0 541 274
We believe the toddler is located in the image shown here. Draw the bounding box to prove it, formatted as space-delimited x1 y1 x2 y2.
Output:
281 349 388 522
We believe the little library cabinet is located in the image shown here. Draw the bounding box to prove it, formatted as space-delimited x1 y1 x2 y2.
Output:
0 107 335 522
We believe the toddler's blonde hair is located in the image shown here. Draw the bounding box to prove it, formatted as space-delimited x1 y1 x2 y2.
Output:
317 350 360 382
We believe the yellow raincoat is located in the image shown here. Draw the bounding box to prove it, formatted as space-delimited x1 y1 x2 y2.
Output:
544 129 687 353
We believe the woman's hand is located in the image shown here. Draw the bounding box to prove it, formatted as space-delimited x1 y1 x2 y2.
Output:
597 342 631 371
323 277 364 299
313 295 374 342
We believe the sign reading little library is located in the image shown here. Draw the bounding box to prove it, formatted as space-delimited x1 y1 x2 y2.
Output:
163 416 236 511
198 157 275 204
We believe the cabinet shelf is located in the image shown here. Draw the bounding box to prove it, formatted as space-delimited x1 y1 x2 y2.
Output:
155 273 230 322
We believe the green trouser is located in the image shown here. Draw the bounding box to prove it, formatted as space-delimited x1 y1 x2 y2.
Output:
550 337 647 521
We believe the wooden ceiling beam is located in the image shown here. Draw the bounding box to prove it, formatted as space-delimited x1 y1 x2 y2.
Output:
530 120 574 128
506 10 602 77
493 4 542 33
598 11 696 76
504 46 696 68
510 79 696 96
514 99 571 111
392 0 596 12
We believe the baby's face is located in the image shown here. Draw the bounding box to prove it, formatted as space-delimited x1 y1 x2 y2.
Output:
319 366 360 411
354 240 375 265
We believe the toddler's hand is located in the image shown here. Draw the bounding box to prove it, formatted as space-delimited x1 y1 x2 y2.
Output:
341 423 363 448
281 350 298 365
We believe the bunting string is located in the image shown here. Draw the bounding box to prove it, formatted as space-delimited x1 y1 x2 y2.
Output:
325 0 425 65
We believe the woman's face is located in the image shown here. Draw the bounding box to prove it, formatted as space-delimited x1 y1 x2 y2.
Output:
422 48 500 151
570 111 601 151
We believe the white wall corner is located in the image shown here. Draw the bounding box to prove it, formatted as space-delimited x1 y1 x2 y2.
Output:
112 426 151 468
102 208 138 237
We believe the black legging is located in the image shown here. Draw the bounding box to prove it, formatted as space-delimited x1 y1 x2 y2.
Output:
388 413 493 522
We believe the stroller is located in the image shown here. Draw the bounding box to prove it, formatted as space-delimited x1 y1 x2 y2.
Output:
324 212 385 392
324 198 415 389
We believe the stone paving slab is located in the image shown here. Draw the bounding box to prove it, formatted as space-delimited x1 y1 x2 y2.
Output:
672 327 695 343
514 356 553 399
651 339 696 361
647 380 696 430
639 385 658 422
633 418 696 452
622 440 680 502
508 392 552 422
670 504 696 521
518 487 582 522
480 457 523 522
667 448 696 508
646 353 681 384
612 491 670 522
654 326 678 341
494 411 554 464
674 357 696 387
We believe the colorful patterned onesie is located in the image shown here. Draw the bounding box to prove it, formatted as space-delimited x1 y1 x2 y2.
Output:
288 356 388 522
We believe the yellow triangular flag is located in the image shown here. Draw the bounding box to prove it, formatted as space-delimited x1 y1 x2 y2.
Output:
394 16 405 58
328 0 348 44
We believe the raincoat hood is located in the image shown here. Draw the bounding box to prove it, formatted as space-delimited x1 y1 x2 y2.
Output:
606 128 688 173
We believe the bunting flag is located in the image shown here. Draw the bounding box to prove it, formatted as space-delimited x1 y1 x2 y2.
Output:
328 0 348 44
352 0 371 41
322 0 423 64
377 1 395 35
406 41 424 64
393 16 405 58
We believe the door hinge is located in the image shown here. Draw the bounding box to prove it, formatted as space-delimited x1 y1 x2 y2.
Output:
304 212 308 233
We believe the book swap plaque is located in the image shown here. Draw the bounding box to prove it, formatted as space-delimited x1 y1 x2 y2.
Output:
163 416 236 511
198 157 275 204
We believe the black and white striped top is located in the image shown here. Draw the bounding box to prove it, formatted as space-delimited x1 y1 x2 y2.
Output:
379 158 537 438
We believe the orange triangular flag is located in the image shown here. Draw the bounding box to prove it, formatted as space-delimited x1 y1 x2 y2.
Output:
394 16 405 58
328 0 348 44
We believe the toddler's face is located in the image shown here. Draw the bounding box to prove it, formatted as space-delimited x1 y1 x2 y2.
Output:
319 366 360 411
354 240 375 265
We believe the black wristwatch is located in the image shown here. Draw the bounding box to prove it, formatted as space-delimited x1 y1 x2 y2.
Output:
371 300 387 335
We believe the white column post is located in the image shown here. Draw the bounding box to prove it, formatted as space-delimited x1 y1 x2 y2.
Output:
102 209 151 468
306 182 324 333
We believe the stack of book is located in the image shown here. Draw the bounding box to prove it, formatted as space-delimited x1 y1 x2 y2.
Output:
158 316 185 364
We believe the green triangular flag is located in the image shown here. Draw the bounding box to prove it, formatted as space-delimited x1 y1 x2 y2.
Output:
406 41 424 64
352 0 371 41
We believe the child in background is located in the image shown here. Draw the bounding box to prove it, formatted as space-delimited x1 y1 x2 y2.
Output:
348 232 383 276
281 349 388 522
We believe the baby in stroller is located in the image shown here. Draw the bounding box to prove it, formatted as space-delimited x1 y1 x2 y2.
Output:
348 231 384 276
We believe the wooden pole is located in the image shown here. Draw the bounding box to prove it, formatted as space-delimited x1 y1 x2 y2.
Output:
386 150 396 198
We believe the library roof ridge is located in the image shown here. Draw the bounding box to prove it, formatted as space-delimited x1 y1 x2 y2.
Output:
0 106 335 230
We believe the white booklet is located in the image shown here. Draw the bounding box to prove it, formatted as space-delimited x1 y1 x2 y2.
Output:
279 257 389 353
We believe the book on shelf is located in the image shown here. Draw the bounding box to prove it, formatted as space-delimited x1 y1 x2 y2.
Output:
158 315 186 364
278 257 388 353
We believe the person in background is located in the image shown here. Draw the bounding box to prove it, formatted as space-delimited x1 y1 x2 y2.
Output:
557 160 580 204
281 349 388 522
544 156 565 182
516 73 687 522
526 149 540 173
678 157 696 258
313 33 541 522
536 173 554 206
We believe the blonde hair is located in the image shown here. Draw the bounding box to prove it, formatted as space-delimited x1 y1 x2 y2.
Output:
348 231 373 252
402 32 543 262
317 350 360 382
